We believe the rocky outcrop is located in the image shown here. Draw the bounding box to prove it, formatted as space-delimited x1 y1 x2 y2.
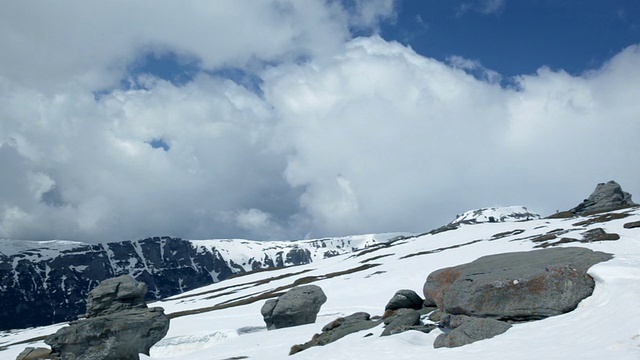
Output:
434 315 511 348
261 285 327 330
423 247 612 322
384 289 424 311
290 312 380 355
44 275 169 360
569 180 637 215
84 275 148 317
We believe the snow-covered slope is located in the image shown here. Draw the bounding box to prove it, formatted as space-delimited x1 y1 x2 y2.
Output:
2 207 639 359
0 233 408 330
449 206 540 225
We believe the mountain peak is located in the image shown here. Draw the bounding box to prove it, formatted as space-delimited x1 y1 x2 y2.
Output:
449 206 541 226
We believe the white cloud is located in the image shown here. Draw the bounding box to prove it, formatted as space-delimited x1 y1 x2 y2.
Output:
0 2 638 242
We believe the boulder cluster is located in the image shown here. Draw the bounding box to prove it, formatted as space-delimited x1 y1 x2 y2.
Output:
280 246 612 354
17 275 169 360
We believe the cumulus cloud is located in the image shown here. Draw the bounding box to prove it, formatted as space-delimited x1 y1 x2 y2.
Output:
0 1 638 242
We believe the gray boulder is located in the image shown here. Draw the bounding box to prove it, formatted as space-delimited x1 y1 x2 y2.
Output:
569 180 637 215
44 276 169 360
381 308 421 336
261 285 327 330
290 312 380 355
434 316 511 348
384 289 423 310
85 275 148 318
423 247 612 321
46 307 169 360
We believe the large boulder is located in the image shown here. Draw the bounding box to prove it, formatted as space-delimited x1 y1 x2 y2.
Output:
45 307 169 360
85 274 148 318
569 180 637 215
423 247 612 321
261 285 327 330
44 275 169 360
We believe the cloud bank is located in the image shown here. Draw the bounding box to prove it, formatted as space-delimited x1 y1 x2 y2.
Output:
0 1 638 242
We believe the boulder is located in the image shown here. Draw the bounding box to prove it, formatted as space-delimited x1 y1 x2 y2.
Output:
423 247 612 321
43 276 169 360
381 308 421 336
46 307 169 360
85 275 148 318
261 285 327 330
569 180 636 215
384 289 424 311
290 312 379 355
434 316 511 348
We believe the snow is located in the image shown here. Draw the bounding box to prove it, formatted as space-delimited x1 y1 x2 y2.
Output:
450 206 540 225
1 208 639 359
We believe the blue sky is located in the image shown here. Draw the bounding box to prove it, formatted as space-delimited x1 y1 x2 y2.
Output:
0 1 638 242
382 0 640 77
134 1 640 85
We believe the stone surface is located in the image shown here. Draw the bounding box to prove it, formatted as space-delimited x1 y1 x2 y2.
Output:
423 247 612 321
85 275 147 318
290 312 380 355
434 317 512 348
16 347 54 360
381 308 421 336
262 285 327 329
43 276 169 360
46 307 169 360
384 289 424 310
569 180 636 215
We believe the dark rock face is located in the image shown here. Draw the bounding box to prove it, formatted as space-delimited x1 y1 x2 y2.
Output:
384 289 423 311
261 285 327 329
434 315 511 348
423 247 612 321
290 312 380 355
0 237 321 331
569 180 637 215
45 276 169 360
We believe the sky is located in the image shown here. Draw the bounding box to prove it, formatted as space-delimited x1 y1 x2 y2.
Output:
0 0 638 242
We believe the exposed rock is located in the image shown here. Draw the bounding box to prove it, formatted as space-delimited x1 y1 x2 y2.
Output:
16 347 54 360
581 228 620 242
440 313 473 329
423 247 612 321
569 180 637 215
381 308 421 336
290 312 380 355
260 299 278 329
384 289 423 310
46 307 169 360
85 275 148 318
624 220 640 229
43 276 169 360
434 317 512 348
261 285 327 330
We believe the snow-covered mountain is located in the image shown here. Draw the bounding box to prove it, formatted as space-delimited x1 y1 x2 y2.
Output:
449 206 540 225
0 233 408 331
2 206 639 359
